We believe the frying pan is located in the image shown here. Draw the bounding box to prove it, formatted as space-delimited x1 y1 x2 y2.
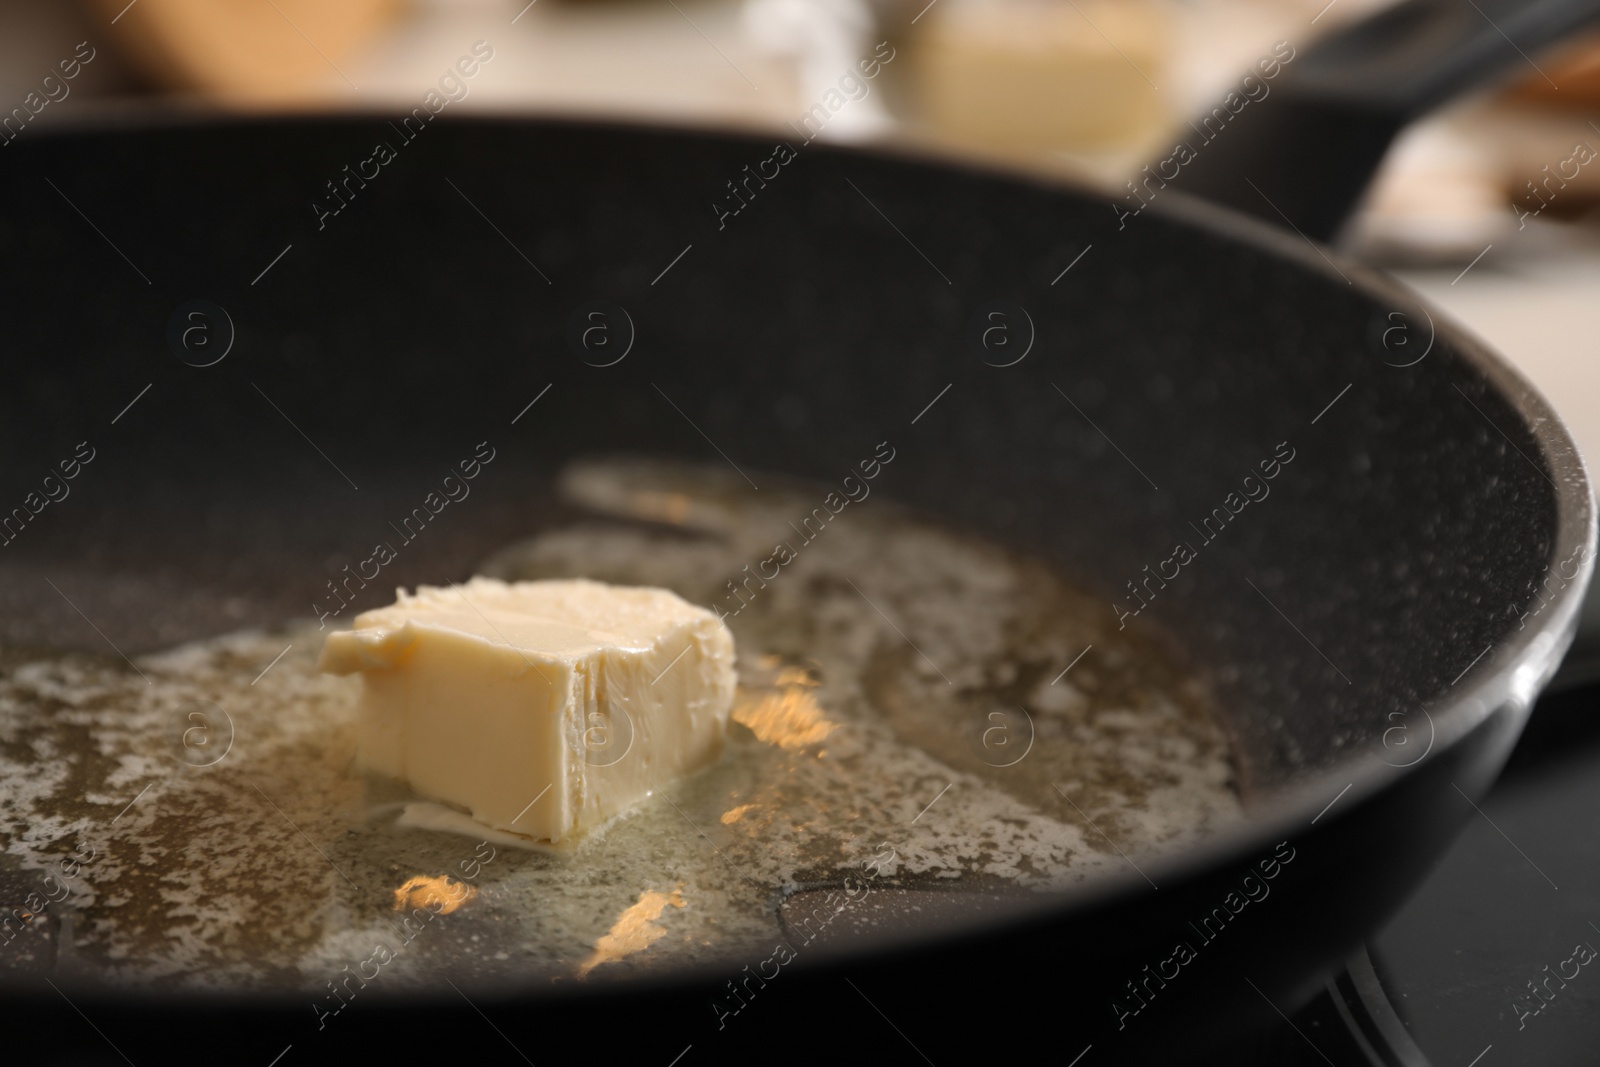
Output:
1 0 1595 1062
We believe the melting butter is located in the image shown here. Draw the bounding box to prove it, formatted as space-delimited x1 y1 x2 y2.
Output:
578 887 687 978
0 457 1241 993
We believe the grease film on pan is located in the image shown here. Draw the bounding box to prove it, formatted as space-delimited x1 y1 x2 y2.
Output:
0 458 1241 990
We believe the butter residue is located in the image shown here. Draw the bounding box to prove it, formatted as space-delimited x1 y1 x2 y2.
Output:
393 874 477 915
720 803 757 825
731 687 835 750
577 887 686 978
770 665 818 687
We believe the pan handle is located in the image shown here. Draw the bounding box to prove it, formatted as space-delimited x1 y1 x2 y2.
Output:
1168 0 1600 242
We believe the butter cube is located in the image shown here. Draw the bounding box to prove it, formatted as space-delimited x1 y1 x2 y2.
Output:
317 578 737 842
912 0 1171 154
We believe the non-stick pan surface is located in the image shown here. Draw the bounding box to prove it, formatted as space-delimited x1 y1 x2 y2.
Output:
0 114 1590 1063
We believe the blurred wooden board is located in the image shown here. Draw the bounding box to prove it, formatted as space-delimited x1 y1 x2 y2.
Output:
1507 29 1600 109
92 0 402 102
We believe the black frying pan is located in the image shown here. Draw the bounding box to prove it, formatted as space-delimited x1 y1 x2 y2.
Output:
0 0 1595 1062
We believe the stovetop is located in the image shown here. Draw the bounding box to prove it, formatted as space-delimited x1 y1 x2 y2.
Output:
1235 675 1600 1066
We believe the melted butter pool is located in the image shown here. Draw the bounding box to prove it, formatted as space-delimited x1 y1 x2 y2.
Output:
0 458 1240 992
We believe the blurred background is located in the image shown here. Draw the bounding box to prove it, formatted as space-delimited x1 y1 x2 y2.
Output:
4 0 1599 458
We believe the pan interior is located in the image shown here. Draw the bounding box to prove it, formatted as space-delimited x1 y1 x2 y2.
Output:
0 117 1577 992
